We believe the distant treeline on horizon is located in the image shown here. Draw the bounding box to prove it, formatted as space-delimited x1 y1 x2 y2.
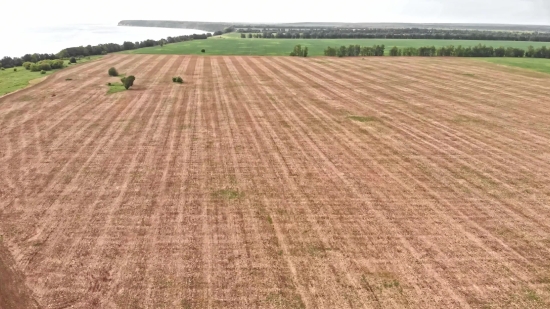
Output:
324 44 550 58
0 33 209 68
239 28 550 42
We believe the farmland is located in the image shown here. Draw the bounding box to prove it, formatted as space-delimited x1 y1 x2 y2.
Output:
0 56 103 96
123 33 550 56
1 54 550 308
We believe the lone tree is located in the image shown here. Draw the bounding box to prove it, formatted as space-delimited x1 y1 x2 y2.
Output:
289 45 308 57
70 57 77 64
108 67 118 76
201 49 206 53
121 75 136 90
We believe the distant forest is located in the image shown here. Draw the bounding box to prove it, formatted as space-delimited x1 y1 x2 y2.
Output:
322 44 550 58
0 34 209 69
238 28 550 42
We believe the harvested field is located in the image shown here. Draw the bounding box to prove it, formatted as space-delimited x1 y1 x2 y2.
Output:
1 54 550 308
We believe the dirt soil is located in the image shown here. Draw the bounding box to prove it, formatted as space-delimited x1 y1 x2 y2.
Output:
1 55 550 308
0 241 40 309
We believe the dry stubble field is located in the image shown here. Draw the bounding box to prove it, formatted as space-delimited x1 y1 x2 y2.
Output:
1 54 550 309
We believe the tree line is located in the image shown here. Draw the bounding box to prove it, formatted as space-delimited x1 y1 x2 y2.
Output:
240 28 550 42
58 33 209 58
0 33 209 68
324 45 386 57
325 44 550 58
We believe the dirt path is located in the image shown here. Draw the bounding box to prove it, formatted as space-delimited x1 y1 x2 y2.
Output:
1 55 549 308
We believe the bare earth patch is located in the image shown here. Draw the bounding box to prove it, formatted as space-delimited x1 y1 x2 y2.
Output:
1 55 550 308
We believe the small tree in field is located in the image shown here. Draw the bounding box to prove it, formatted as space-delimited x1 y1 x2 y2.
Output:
201 49 206 53
108 67 118 76
121 75 135 89
70 57 77 63
290 45 308 57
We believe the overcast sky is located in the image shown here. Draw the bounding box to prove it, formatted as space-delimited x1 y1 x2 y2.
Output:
2 0 550 27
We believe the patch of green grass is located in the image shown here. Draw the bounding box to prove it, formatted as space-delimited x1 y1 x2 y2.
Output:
0 66 56 96
211 188 243 200
348 115 378 123
107 82 126 94
478 57 550 75
525 289 541 302
122 35 550 57
0 56 102 96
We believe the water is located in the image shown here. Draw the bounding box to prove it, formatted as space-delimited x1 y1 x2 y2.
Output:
1 24 208 58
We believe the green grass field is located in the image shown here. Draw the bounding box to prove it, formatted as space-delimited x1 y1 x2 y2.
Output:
123 33 550 57
477 58 550 75
0 56 102 96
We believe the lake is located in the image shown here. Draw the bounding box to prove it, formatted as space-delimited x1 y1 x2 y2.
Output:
1 24 207 58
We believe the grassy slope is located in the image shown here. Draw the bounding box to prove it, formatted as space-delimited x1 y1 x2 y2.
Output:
478 58 550 75
0 56 102 96
123 32 550 57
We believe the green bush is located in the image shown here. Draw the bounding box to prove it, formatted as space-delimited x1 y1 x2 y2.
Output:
70 57 77 64
50 59 64 69
122 75 135 89
28 60 55 71
201 49 206 53
40 70 46 74
23 62 33 70
108 67 118 76
14 68 17 72
38 62 52 71
172 76 183 83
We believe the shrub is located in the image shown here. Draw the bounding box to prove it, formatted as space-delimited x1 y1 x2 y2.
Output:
108 67 118 76
14 68 17 72
30 64 40 72
50 59 64 69
290 45 308 57
41 70 46 74
107 82 112 86
23 62 33 70
38 62 52 71
122 75 135 89
201 49 206 53
0 67 4 71
172 76 183 83
70 57 77 64
172 77 177 82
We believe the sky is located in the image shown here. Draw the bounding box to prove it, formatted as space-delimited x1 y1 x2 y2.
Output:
1 0 550 27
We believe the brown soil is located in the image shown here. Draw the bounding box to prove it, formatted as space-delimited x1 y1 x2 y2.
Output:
1 55 550 308
0 241 40 309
